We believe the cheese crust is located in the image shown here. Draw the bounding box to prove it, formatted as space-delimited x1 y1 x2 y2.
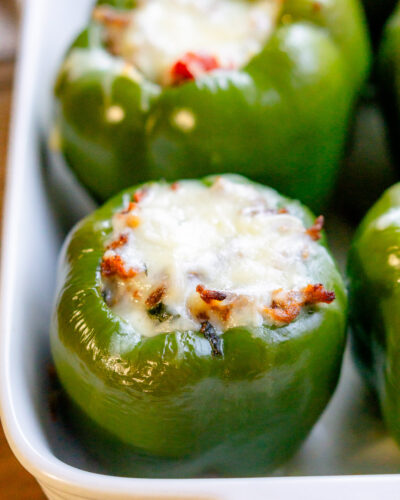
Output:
101 178 334 337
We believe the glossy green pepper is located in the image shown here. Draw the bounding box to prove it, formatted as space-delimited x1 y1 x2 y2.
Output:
379 3 400 167
51 174 347 477
348 183 400 445
53 0 370 211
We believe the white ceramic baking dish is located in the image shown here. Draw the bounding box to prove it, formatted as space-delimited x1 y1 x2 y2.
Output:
2 1 400 498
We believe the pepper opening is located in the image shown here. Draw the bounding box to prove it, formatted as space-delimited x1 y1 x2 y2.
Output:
92 0 283 85
100 178 335 339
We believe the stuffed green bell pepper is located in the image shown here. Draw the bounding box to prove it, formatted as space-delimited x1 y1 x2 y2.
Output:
52 0 370 211
51 174 347 477
348 183 400 445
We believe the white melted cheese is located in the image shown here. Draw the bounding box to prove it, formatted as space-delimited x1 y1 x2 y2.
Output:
100 0 281 84
102 178 317 337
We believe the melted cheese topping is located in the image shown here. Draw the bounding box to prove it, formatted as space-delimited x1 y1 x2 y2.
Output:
101 178 321 337
95 0 281 84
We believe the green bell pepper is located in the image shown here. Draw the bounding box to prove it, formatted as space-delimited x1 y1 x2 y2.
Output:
348 183 400 445
51 174 347 477
53 0 370 211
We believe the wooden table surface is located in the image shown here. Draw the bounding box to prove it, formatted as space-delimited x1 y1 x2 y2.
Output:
0 1 47 498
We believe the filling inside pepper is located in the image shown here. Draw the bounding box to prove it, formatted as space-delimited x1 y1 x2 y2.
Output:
101 178 335 338
93 0 282 85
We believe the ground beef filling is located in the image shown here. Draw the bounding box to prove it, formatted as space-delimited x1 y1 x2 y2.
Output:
100 178 335 341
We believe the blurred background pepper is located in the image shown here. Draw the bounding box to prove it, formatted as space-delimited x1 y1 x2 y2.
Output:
348 183 400 449
53 0 371 211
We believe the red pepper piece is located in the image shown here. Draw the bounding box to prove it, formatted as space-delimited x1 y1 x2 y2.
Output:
171 52 220 85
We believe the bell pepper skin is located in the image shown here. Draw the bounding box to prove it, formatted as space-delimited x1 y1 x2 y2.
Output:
348 183 400 444
53 0 370 211
51 174 347 477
